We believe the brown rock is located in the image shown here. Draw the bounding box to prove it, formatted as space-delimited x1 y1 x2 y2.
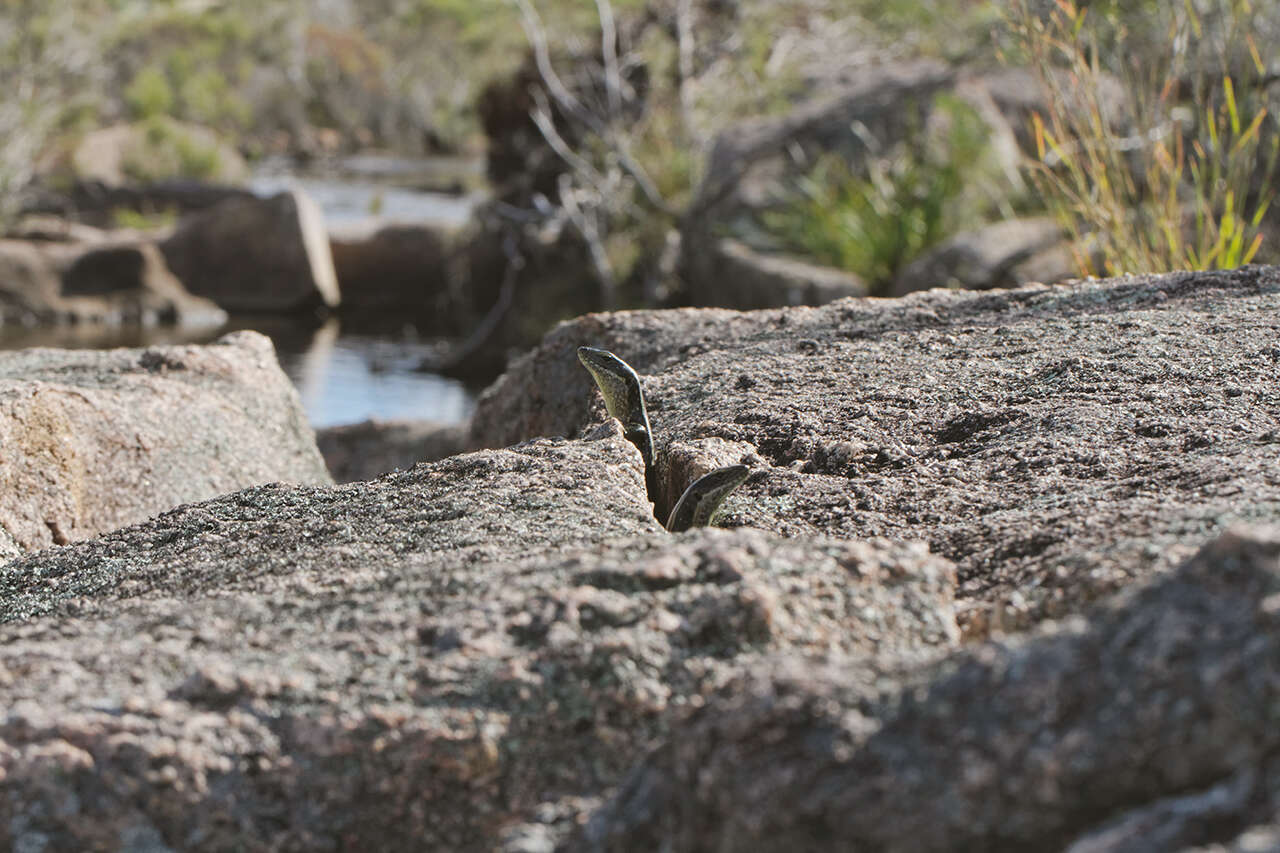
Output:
328 221 464 321
572 525 1280 852
0 331 331 560
160 188 341 313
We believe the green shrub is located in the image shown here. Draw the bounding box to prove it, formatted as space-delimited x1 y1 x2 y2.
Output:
124 66 174 119
759 94 994 290
122 118 224 182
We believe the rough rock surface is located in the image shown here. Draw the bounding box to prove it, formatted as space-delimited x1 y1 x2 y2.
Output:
160 189 341 313
0 238 225 327
573 525 1280 852
0 331 331 560
0 423 957 850
315 418 470 483
472 266 1280 634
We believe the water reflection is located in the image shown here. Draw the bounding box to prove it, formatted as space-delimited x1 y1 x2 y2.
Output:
0 318 477 430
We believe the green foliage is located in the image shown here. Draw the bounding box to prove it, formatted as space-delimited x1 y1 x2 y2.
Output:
124 66 174 119
842 0 1002 59
111 206 177 231
1010 0 1280 275
760 95 994 290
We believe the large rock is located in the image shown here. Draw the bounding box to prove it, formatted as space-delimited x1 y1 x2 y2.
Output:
0 422 957 849
0 331 331 560
0 238 226 327
891 216 1073 295
471 265 1280 634
573 525 1280 852
160 189 341 313
686 238 868 310
328 221 465 321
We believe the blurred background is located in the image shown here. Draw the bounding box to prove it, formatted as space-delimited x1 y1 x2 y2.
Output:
1 0 1277 431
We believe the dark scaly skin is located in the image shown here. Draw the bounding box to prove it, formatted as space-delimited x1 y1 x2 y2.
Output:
577 346 654 468
665 464 750 533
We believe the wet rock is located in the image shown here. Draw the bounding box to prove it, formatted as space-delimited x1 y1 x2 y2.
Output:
572 525 1280 852
0 331 330 560
315 418 471 483
686 238 867 310
0 238 225 327
471 265 1280 633
160 188 341 313
891 216 1072 295
0 421 956 849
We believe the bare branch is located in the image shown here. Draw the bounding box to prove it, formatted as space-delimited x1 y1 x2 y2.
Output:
529 89 607 187
512 0 600 132
595 0 623 122
558 174 618 308
676 0 695 128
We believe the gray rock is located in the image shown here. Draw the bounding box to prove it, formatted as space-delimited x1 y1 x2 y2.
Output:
315 418 472 483
160 189 341 313
0 331 330 559
471 265 1280 634
686 238 867 310
572 525 1280 852
0 421 957 849
891 216 1071 295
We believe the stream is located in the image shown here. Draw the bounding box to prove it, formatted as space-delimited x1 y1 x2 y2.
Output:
0 157 487 430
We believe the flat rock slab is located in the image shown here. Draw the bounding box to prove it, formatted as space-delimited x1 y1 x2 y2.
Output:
0 424 957 850
473 266 1280 634
573 525 1280 852
0 331 331 560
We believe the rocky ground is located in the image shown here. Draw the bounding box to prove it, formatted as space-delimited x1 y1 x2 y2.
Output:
473 265 1280 636
0 267 1278 849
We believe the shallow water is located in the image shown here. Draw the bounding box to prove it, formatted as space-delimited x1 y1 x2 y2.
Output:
249 155 482 230
1 161 485 429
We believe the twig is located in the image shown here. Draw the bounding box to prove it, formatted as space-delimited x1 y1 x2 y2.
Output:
558 174 618 308
676 0 695 128
437 232 522 371
595 0 623 122
530 90 607 186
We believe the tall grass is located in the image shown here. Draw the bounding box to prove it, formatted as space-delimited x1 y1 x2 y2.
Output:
1009 0 1279 276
